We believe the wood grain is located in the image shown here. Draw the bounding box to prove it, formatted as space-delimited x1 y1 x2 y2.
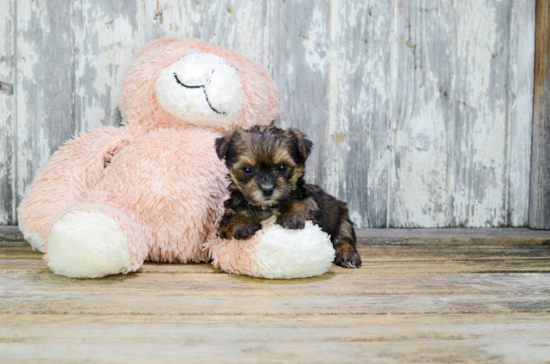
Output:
508 0 536 226
73 0 140 131
1 238 550 362
1 314 549 363
530 0 550 229
448 0 512 228
390 0 453 227
15 0 78 212
141 0 270 68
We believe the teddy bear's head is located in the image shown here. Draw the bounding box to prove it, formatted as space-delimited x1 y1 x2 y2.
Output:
120 37 278 130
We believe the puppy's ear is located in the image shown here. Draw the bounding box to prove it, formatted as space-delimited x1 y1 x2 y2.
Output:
215 136 230 160
289 128 313 161
215 129 238 160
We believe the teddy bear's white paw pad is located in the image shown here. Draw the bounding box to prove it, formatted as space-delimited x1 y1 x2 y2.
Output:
253 221 335 279
19 222 46 253
47 211 132 278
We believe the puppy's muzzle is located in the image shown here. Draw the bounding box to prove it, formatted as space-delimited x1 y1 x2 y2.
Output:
260 184 274 197
257 172 276 198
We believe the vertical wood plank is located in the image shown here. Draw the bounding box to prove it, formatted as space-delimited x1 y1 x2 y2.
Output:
389 1 453 227
321 0 392 227
140 0 269 67
270 0 330 185
507 0 535 226
0 0 15 225
15 0 77 219
73 0 141 131
448 0 512 227
529 0 550 229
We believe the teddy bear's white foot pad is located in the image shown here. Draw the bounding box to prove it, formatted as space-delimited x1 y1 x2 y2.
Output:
253 221 335 279
47 211 132 278
19 222 46 253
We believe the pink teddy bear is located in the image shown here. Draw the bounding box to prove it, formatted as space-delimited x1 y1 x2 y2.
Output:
18 37 334 279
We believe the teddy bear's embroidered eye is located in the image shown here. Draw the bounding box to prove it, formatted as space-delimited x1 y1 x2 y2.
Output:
155 52 245 127
243 166 255 175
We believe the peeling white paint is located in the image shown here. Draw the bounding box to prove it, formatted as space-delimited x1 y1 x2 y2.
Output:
75 1 139 131
449 0 510 227
303 6 328 74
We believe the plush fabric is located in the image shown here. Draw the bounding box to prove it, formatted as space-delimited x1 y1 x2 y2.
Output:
120 38 278 131
155 52 245 126
205 218 335 279
18 127 135 252
17 37 335 279
47 210 133 278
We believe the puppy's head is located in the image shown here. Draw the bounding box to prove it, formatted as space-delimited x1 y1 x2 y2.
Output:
215 125 313 207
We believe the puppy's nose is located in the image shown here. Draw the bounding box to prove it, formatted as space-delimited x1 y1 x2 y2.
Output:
260 185 274 197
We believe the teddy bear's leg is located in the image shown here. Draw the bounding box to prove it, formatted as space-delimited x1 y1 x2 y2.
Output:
45 203 148 278
204 218 335 279
18 127 133 253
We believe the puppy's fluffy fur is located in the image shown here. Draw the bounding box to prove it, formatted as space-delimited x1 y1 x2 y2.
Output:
215 125 361 268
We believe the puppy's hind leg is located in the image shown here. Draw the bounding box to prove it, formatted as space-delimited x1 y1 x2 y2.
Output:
332 215 362 268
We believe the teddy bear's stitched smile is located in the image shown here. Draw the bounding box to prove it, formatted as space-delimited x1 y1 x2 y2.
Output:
173 72 227 115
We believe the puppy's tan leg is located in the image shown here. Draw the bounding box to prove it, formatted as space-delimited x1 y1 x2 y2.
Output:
333 219 362 268
226 214 261 240
277 197 317 230
217 208 235 239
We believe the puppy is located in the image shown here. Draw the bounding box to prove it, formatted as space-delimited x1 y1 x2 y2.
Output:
215 125 361 268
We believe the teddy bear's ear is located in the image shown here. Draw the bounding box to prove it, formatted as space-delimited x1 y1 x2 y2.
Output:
289 128 313 162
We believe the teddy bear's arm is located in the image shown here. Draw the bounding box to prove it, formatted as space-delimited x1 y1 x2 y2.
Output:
18 127 133 251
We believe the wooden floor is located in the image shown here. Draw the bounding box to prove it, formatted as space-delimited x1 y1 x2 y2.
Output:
1 231 550 363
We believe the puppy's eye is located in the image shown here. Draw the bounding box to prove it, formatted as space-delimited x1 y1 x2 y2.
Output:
277 164 287 173
243 167 255 175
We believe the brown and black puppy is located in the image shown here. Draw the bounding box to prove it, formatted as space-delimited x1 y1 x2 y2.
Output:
215 125 361 268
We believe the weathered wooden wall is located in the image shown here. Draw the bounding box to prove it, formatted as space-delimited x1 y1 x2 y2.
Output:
0 0 536 228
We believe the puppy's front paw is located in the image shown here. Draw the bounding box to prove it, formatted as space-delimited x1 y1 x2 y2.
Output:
217 225 228 239
334 246 362 268
232 223 261 240
277 213 306 230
